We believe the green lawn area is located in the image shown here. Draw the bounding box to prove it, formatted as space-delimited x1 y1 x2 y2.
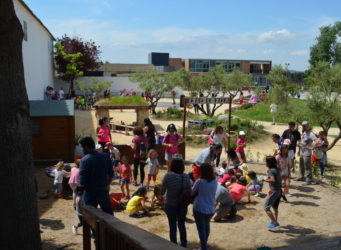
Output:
97 96 148 106
233 99 308 124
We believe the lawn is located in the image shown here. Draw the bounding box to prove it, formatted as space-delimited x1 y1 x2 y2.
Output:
233 99 308 124
96 96 148 106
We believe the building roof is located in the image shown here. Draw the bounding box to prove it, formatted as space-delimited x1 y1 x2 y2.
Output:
187 58 272 63
17 0 55 40
30 100 74 117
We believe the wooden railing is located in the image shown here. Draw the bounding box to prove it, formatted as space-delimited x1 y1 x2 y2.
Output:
81 205 183 250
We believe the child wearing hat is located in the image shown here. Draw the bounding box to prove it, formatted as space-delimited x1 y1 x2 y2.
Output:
236 131 247 162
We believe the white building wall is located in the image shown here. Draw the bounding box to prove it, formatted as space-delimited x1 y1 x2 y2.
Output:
13 0 54 100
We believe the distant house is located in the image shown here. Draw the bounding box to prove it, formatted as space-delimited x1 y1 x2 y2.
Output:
30 100 75 162
13 0 55 100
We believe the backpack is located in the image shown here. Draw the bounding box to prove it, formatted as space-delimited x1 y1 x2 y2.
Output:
139 141 147 160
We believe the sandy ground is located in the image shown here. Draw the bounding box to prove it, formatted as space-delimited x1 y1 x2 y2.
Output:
38 100 341 249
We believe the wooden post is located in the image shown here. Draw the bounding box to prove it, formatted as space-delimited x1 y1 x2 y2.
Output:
83 220 91 250
182 98 187 137
227 96 232 149
182 98 187 159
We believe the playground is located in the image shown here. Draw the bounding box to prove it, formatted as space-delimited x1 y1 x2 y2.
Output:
37 98 341 250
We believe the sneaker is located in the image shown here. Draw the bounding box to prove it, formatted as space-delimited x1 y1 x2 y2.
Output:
267 222 280 229
294 177 305 181
254 193 260 197
302 181 311 185
282 195 288 202
129 213 143 218
72 225 78 235
287 193 293 197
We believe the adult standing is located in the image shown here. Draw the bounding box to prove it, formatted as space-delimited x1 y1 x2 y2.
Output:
79 137 113 215
58 87 65 100
270 103 277 125
131 126 148 186
213 183 236 222
209 126 227 167
296 121 316 185
161 159 191 248
96 117 112 150
192 144 223 180
192 163 218 250
282 121 301 173
143 118 158 150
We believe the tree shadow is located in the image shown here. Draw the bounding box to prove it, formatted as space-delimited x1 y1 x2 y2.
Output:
291 185 315 193
40 218 65 230
187 241 227 250
213 214 244 224
42 239 78 250
269 224 316 237
289 201 319 207
291 193 320 200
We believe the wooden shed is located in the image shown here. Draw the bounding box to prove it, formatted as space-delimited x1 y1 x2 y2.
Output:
30 100 75 162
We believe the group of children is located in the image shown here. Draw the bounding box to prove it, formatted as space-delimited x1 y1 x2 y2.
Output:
75 95 95 110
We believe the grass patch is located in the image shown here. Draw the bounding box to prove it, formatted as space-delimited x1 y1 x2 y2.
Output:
96 96 148 106
153 107 194 120
233 99 309 124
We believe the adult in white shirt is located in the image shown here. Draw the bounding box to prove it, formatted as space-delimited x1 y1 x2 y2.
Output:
210 126 227 167
270 103 277 125
59 87 65 100
296 121 317 185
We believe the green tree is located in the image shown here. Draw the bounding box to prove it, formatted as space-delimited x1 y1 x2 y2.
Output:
54 43 84 93
305 62 341 150
309 21 341 67
170 65 251 116
130 72 174 114
76 79 112 98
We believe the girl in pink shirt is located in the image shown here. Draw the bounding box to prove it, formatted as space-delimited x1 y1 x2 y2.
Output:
162 124 182 172
68 160 80 208
96 117 112 149
235 131 247 162
228 177 250 202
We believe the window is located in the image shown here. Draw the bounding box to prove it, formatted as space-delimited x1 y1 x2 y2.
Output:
31 120 40 135
23 21 28 41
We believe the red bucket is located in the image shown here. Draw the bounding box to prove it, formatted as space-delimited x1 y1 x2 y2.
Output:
110 193 123 208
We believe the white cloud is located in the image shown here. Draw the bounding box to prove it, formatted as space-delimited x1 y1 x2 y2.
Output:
257 29 294 45
263 49 273 54
290 50 308 56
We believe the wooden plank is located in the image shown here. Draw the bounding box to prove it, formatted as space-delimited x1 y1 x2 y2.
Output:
83 220 91 250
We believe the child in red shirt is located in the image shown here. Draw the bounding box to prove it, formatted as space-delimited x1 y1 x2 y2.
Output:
119 156 131 199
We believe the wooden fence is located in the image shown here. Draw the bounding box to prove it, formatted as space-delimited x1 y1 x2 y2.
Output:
81 205 183 250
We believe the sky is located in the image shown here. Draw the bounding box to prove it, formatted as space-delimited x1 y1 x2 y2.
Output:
25 0 341 71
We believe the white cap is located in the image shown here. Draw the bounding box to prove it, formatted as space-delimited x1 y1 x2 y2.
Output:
95 144 102 150
302 121 309 126
239 131 246 135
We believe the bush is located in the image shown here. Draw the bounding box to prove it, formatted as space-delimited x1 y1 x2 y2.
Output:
97 96 148 106
153 107 193 120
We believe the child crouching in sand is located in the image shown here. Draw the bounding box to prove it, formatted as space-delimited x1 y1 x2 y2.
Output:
126 186 148 218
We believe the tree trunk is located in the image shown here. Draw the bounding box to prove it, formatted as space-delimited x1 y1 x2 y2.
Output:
0 1 41 249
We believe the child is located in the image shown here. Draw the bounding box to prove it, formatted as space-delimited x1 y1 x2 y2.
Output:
119 156 131 199
247 171 263 198
239 91 244 105
313 131 329 178
218 168 235 186
71 186 83 235
240 164 252 184
264 156 282 229
146 149 160 189
162 124 182 172
236 131 247 162
68 160 80 208
150 185 164 207
96 144 103 152
106 142 121 179
216 161 228 178
126 186 148 218
53 161 69 198
276 144 291 200
228 177 250 203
